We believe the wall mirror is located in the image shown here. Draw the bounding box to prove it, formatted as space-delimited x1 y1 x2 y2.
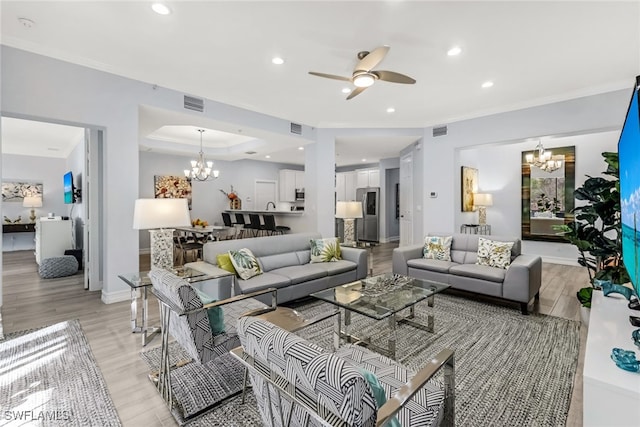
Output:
521 145 575 242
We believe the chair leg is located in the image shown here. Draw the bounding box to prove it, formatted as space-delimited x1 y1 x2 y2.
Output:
241 367 248 404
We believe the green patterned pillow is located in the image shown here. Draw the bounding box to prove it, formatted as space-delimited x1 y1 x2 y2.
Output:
476 238 514 269
310 238 342 263
423 235 453 261
228 248 262 280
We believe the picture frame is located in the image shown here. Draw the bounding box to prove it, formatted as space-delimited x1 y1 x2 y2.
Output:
461 167 478 212
154 175 192 209
1 181 43 202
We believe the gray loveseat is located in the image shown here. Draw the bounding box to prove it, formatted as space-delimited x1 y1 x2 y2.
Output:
195 232 367 304
392 233 542 314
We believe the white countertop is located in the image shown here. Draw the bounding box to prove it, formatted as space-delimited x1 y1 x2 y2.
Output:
224 209 304 215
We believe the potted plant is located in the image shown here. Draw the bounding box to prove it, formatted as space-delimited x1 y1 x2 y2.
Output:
554 152 630 323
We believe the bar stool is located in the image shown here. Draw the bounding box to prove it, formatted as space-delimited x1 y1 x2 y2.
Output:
234 213 248 238
263 214 290 235
247 213 266 237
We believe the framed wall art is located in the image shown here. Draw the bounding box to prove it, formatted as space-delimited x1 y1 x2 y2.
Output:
154 175 192 209
1 181 43 203
461 167 478 212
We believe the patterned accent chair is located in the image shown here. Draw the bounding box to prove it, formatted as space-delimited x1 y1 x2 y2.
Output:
233 316 455 427
148 268 276 421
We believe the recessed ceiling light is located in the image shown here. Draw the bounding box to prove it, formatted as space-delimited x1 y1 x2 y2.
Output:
18 17 35 28
362 158 367 162
298 146 304 151
272 57 284 65
447 46 462 56
151 3 171 15
341 88 351 94
386 107 395 113
265 155 271 159
482 81 494 88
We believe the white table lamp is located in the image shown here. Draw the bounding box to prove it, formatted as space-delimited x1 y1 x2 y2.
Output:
133 198 191 270
23 196 43 222
473 193 493 225
336 201 363 245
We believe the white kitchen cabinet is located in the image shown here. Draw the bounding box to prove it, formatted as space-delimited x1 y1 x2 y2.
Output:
356 169 380 188
279 169 304 202
35 218 73 265
335 171 357 201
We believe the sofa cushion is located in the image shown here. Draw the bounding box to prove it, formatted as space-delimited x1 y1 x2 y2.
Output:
477 237 515 269
313 260 357 276
423 235 453 261
235 272 291 294
296 250 311 265
259 252 301 272
449 263 506 283
407 258 459 273
270 264 327 285
229 248 262 280
310 237 342 263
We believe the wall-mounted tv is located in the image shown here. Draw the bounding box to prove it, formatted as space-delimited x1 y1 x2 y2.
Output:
619 75 640 301
64 171 75 204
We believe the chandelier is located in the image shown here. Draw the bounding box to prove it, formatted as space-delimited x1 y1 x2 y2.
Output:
525 141 563 173
184 129 219 181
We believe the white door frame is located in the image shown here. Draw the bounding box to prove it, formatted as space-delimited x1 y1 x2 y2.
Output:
400 152 414 247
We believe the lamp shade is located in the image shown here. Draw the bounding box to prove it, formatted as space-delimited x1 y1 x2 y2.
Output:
473 193 493 207
132 198 191 230
336 201 363 219
23 196 43 208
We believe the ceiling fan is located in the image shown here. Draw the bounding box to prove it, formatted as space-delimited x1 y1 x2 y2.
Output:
308 46 416 100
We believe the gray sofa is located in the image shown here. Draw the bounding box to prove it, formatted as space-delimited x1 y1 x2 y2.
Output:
392 233 542 314
196 232 368 304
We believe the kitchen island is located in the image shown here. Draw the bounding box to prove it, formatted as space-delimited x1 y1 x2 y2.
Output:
224 209 308 234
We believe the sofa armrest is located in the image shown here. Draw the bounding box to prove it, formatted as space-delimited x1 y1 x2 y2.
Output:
341 247 368 279
392 244 424 275
503 254 542 303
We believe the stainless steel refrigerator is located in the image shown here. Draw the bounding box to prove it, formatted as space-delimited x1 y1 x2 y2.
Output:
356 187 380 243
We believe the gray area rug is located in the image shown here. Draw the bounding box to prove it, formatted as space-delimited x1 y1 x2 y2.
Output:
0 320 122 426
142 293 580 426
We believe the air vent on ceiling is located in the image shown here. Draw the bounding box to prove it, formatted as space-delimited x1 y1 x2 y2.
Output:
433 125 448 137
184 95 204 112
245 151 257 155
290 122 302 135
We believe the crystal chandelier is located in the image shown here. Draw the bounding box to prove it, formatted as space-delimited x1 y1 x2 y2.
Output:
525 141 563 173
184 129 219 181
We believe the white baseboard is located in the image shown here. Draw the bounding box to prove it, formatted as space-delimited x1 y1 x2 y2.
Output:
540 256 580 266
101 289 131 304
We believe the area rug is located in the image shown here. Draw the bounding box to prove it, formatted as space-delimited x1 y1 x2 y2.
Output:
142 293 580 426
0 320 122 426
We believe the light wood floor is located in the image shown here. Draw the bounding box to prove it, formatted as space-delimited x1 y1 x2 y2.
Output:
1 243 588 426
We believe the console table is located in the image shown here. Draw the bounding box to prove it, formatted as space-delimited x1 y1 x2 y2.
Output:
460 224 491 235
583 291 640 426
3 223 36 233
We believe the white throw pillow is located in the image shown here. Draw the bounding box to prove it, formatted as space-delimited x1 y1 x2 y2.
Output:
228 248 262 280
423 235 453 261
476 238 514 269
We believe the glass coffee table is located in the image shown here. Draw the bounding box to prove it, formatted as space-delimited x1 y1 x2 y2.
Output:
311 273 450 359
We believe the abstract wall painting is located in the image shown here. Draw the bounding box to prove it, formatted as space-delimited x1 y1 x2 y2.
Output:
2 181 43 202
154 175 192 209
461 167 478 212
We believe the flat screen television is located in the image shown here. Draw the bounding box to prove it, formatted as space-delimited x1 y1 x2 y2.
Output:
64 171 75 204
618 75 640 301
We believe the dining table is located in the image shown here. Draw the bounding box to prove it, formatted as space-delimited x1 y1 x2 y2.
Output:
176 225 234 241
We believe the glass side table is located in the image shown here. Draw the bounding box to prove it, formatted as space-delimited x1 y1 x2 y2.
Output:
460 224 491 235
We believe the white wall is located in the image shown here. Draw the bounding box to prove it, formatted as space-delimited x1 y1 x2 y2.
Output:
1 154 67 251
456 130 619 263
138 150 308 249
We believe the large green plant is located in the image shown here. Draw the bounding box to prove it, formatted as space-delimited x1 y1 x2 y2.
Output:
554 152 630 285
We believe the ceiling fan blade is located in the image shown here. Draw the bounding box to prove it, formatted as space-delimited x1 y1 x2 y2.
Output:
346 87 367 100
355 46 390 72
372 70 416 84
308 71 352 82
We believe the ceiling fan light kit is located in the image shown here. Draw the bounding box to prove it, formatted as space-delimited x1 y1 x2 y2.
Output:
309 45 416 99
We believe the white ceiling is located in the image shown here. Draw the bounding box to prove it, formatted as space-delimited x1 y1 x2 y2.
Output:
1 117 84 158
1 1 639 166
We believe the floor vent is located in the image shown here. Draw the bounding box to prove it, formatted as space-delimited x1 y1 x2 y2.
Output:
184 95 204 112
433 125 448 137
290 122 302 135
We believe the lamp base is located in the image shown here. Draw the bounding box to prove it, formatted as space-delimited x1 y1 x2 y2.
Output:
478 207 487 225
29 209 36 223
343 218 356 245
149 229 175 270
